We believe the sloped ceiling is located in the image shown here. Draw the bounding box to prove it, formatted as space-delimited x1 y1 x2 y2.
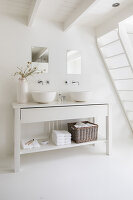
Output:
0 0 133 29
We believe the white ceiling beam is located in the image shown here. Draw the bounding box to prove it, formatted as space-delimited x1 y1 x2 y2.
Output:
28 0 42 27
64 0 96 31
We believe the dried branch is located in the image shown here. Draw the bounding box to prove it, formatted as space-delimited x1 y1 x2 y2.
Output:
14 62 45 79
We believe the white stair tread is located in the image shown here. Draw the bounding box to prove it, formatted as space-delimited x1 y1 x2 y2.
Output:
118 89 133 91
109 66 130 70
99 39 119 48
114 78 133 81
105 53 125 59
119 91 133 101
115 80 133 90
97 29 118 47
100 40 123 57
122 100 133 103
105 54 129 68
110 67 133 79
127 112 133 120
123 102 133 111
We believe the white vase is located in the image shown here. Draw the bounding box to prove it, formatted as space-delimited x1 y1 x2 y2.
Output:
17 78 28 104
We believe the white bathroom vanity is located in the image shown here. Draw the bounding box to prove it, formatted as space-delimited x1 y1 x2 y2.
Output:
12 101 112 172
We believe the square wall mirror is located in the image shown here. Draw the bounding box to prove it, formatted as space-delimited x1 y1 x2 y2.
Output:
31 46 49 73
67 50 81 74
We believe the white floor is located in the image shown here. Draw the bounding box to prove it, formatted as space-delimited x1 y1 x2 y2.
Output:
0 137 133 200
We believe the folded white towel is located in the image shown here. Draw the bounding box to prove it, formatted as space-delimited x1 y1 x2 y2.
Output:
74 122 95 128
86 123 96 127
52 136 71 143
55 142 71 146
53 141 71 146
21 139 40 149
74 122 88 128
52 130 71 137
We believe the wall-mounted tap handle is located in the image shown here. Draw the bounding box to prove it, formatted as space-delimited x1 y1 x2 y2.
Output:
46 80 50 84
38 80 43 85
65 80 71 85
38 80 50 85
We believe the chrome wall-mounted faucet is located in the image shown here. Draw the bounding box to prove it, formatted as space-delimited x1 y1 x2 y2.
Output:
72 81 79 85
38 80 43 85
65 80 80 85
38 80 50 85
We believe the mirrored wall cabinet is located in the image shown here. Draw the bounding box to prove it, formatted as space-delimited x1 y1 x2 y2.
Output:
67 50 81 74
31 46 49 73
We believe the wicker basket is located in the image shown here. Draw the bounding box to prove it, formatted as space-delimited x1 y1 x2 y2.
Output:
68 121 98 143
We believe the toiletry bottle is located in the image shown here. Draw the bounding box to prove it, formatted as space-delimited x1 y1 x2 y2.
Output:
58 92 62 103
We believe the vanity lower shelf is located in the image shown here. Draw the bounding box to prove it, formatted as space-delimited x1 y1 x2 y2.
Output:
20 139 106 155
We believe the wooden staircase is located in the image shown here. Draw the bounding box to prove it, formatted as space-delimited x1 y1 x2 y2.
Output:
97 24 133 131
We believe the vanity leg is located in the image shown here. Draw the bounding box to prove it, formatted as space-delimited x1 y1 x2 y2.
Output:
14 109 21 172
106 105 112 155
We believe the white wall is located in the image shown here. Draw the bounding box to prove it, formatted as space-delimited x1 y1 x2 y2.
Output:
0 13 131 158
129 34 133 46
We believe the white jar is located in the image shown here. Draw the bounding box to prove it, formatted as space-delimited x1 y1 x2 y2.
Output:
17 78 28 104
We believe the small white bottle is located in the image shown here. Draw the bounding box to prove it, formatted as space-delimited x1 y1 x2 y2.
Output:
58 92 62 103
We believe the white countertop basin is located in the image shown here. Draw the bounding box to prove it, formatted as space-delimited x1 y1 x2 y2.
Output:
70 91 91 102
31 91 56 104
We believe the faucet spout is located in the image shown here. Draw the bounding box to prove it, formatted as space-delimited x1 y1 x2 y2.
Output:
72 81 79 85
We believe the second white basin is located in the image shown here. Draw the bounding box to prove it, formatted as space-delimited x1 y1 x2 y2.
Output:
70 91 91 102
32 91 56 103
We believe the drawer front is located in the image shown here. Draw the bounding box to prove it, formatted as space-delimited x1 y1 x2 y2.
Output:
21 105 108 123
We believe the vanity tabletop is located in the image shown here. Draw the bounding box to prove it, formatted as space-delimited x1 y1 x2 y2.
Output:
12 100 109 109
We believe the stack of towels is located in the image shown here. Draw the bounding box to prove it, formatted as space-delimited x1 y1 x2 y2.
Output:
52 130 71 146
